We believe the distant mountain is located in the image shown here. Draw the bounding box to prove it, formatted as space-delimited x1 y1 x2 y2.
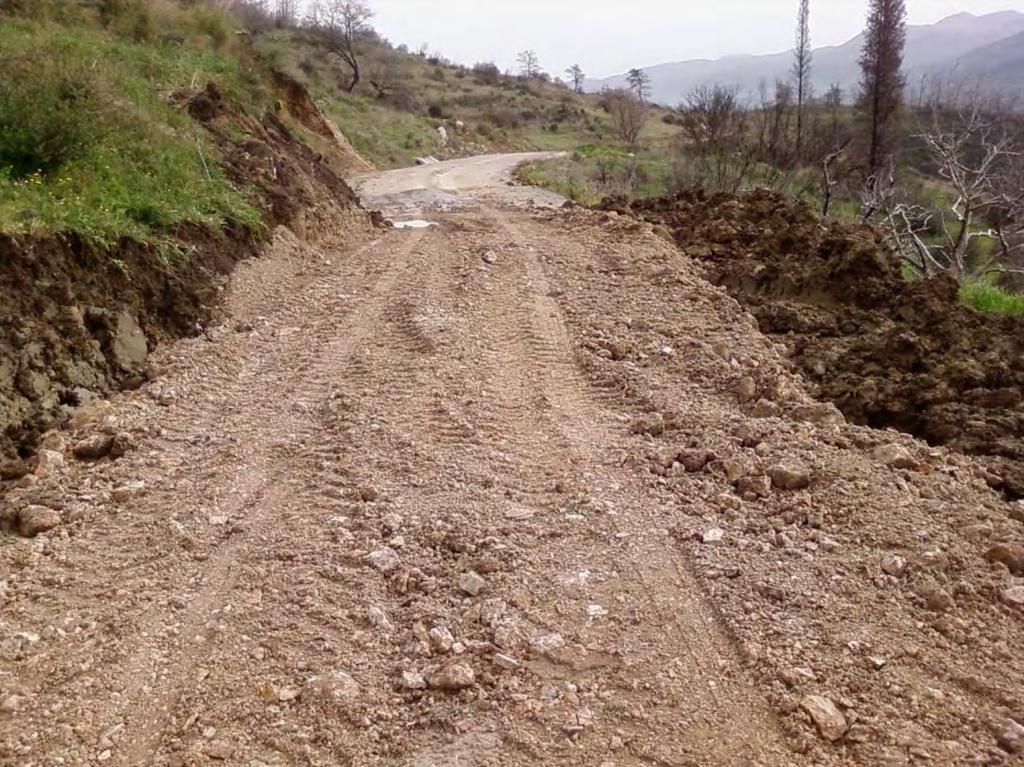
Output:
586 11 1024 105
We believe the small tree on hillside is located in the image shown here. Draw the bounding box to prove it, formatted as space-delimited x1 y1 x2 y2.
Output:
793 0 812 163
680 84 743 153
566 64 585 94
306 0 374 93
602 89 648 146
858 0 907 177
626 68 652 102
517 50 541 78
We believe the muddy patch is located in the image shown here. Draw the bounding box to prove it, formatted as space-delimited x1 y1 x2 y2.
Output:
600 190 1024 497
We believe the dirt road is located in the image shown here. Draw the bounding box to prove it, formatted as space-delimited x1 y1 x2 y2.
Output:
2 155 1022 766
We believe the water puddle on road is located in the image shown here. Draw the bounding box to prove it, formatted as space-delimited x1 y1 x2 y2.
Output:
391 219 437 229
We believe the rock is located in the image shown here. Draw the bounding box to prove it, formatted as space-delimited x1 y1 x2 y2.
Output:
677 449 714 473
737 475 771 498
751 399 779 418
367 605 392 630
303 671 360 706
0 460 29 481
494 653 520 669
1000 586 1024 610
630 412 665 437
791 402 845 426
112 311 148 371
17 505 62 537
800 695 848 742
985 543 1024 575
737 377 757 403
398 671 427 691
204 741 234 760
481 250 498 265
702 527 725 544
366 547 401 573
998 719 1024 754
427 663 475 691
112 481 145 504
919 583 954 612
769 464 811 491
34 449 65 478
429 626 455 653
529 633 565 654
108 432 135 459
881 555 908 577
723 457 748 483
873 443 917 469
73 434 114 461
458 571 486 596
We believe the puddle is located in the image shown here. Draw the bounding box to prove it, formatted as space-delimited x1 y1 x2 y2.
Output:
391 219 437 229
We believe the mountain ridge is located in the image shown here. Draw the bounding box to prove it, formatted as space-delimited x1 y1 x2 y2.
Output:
586 10 1024 105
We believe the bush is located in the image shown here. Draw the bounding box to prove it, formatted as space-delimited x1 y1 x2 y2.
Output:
0 63 100 178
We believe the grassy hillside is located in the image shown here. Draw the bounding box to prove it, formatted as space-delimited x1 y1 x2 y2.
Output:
256 30 680 169
0 1 268 250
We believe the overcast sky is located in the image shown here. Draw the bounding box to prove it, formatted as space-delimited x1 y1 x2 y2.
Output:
362 0 1024 78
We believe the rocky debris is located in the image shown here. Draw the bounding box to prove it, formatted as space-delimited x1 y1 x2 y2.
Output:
800 695 848 742
529 633 565 655
303 671 360 706
427 663 475 692
1001 586 1024 610
366 547 401 573
72 434 115 461
872 443 916 470
34 449 65 477
881 555 908 577
111 311 148 372
769 464 811 491
737 376 757 403
203 741 234 761
111 481 145 504
998 719 1024 754
678 449 714 473
493 653 519 670
458 571 487 596
429 626 455 654
985 543 1024 575
0 460 29 481
17 505 62 538
919 583 955 612
630 412 665 437
367 605 392 630
481 250 498 265
702 527 725 544
398 670 427 691
737 475 771 498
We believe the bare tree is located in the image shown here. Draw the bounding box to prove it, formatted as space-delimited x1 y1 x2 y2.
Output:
517 50 541 78
626 68 652 102
859 0 907 177
602 89 648 146
680 84 742 153
306 0 374 93
793 0 812 163
566 64 585 94
867 98 1024 281
274 0 298 26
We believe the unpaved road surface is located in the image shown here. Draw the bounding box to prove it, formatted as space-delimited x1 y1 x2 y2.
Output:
2 154 1023 766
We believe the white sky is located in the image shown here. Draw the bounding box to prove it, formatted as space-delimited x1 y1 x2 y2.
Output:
362 0 1024 78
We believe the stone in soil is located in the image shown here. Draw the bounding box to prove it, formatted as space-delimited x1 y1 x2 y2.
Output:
18 506 62 538
458 571 487 596
1000 586 1024 610
366 547 401 573
872 443 916 469
73 434 115 461
427 663 475 691
398 671 427 691
985 543 1024 575
0 460 29 481
769 464 811 491
303 671 360 705
800 694 848 742
998 718 1024 754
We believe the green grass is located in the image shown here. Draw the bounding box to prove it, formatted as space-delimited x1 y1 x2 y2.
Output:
0 17 265 252
960 281 1024 316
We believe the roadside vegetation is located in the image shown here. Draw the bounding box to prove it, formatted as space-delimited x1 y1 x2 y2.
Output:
0 2 272 252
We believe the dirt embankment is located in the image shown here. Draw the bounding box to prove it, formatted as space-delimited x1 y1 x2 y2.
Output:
0 77 370 464
600 190 1024 498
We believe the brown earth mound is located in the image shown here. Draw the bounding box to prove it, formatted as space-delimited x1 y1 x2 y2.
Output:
600 189 1024 497
0 79 369 463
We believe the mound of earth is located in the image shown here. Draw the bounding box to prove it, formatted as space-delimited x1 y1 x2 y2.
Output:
0 79 371 463
600 189 1024 497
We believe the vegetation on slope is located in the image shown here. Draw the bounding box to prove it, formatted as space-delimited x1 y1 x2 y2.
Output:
0 2 267 250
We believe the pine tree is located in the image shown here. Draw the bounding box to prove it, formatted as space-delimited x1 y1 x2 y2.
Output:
858 0 907 176
792 0 812 163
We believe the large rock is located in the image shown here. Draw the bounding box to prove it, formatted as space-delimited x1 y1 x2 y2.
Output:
18 505 62 537
303 671 360 706
769 464 812 491
985 543 1024 575
801 695 848 742
73 434 114 461
111 311 148 371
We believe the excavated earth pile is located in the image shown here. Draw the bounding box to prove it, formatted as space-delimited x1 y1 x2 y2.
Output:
0 78 370 467
599 190 1024 498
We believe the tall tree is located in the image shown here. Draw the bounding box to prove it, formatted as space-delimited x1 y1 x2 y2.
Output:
792 0 812 163
858 0 907 177
517 50 541 78
626 68 652 102
306 0 374 93
566 64 585 94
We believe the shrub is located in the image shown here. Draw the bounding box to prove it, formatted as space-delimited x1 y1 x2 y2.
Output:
0 62 100 178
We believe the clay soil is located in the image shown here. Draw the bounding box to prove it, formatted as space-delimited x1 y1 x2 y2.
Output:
600 190 1024 499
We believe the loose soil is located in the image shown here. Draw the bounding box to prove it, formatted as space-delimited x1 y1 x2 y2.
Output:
600 190 1024 498
1 163 1021 766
